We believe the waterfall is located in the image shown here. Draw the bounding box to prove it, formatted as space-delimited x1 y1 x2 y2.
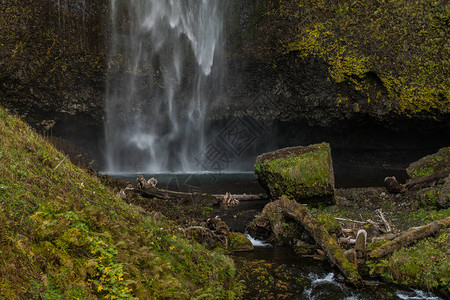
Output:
105 0 225 172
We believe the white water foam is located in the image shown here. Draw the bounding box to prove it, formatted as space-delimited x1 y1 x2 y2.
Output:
244 234 272 247
396 289 441 300
303 273 360 300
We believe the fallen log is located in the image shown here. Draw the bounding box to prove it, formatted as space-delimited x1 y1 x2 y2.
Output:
369 216 450 258
274 197 363 287
403 171 449 190
136 187 268 203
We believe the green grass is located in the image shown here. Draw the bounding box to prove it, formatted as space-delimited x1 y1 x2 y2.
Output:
0 107 243 299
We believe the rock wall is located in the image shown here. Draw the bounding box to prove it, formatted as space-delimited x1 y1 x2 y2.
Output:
0 0 107 162
223 0 450 149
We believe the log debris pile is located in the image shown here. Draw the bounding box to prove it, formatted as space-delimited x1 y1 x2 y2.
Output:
369 216 450 258
268 197 364 287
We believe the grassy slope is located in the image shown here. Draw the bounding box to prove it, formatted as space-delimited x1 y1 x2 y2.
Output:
0 107 242 299
259 0 449 116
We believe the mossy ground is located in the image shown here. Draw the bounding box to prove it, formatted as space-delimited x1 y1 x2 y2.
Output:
0 107 243 299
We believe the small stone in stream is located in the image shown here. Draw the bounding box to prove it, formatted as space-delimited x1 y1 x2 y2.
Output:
355 229 367 252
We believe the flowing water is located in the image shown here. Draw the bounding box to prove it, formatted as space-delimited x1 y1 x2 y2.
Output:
238 238 443 300
105 0 226 173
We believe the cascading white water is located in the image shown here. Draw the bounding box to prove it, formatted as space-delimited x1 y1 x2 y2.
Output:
105 0 225 172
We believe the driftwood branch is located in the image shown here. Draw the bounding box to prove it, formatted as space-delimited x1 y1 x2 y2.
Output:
376 209 392 233
52 156 68 172
335 217 368 224
369 216 450 258
274 197 363 287
136 186 268 204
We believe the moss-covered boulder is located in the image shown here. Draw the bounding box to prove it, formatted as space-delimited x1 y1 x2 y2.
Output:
254 142 335 204
406 147 450 178
227 232 254 252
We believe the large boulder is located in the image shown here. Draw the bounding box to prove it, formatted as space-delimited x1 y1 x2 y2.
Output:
406 147 450 178
254 143 335 205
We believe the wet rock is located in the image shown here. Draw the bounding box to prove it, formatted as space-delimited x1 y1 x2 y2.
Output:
254 143 335 205
406 146 450 179
227 232 254 252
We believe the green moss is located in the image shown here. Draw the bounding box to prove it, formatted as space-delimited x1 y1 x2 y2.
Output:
367 229 450 291
407 147 450 179
315 213 341 233
264 0 450 116
418 188 440 208
0 107 243 298
227 233 254 252
255 143 334 201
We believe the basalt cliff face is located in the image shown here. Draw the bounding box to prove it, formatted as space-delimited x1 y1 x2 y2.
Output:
1 0 449 164
221 0 449 150
225 0 449 124
0 0 107 158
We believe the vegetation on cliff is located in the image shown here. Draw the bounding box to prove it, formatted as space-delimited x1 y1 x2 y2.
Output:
257 0 449 117
0 107 242 299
